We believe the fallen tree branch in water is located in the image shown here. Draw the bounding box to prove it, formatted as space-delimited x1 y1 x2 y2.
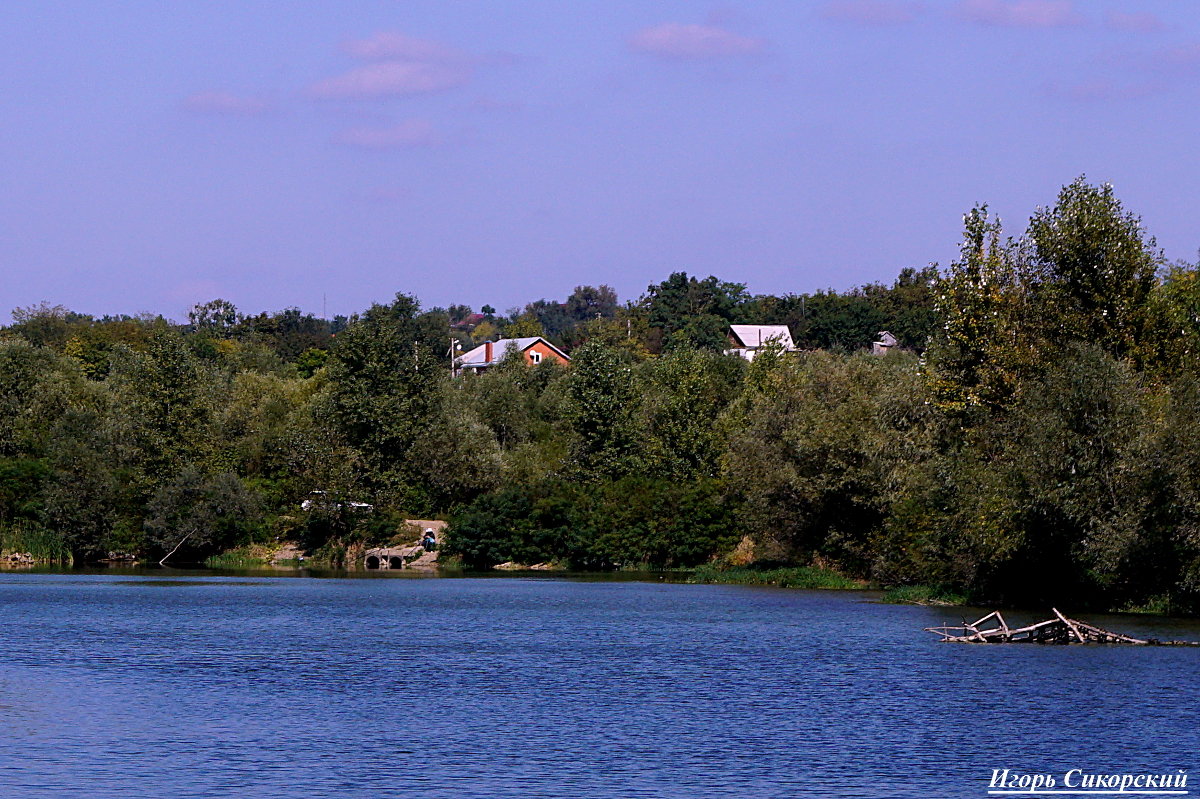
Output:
159 532 194 567
925 608 1200 646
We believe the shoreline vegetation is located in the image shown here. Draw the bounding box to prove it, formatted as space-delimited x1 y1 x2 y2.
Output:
689 564 867 591
0 520 72 567
6 178 1200 615
0 549 1173 615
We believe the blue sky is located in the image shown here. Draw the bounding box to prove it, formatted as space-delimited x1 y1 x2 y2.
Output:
2 0 1197 321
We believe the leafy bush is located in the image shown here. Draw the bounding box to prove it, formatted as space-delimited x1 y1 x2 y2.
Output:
445 482 574 569
144 468 263 563
447 476 737 570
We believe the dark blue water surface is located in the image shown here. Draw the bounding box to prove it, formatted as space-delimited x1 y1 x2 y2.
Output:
0 572 1197 798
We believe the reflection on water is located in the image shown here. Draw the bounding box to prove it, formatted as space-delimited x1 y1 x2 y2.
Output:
0 573 1196 798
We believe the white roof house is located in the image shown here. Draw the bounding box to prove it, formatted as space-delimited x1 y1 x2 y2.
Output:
453 337 570 376
725 325 797 362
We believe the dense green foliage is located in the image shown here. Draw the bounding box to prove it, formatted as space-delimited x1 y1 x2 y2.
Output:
8 177 1200 614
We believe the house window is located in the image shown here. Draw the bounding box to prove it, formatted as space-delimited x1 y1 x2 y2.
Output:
530 351 542 364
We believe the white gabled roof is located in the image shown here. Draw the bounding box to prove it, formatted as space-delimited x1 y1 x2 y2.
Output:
728 325 795 350
455 337 570 368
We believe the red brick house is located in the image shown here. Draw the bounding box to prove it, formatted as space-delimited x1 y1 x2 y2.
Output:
453 337 571 376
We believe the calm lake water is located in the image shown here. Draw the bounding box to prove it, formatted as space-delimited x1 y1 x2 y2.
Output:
0 571 1197 798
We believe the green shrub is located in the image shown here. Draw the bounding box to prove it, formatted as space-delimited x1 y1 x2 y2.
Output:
879 584 967 605
689 564 864 590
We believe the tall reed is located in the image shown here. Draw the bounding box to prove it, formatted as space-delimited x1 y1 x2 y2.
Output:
1 520 71 564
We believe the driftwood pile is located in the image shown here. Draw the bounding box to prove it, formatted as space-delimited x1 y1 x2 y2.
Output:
925 608 1200 646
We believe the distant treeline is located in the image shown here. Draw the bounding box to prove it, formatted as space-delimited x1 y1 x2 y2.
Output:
5 176 1200 613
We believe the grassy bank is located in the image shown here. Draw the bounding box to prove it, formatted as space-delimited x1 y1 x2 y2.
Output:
204 548 270 568
688 564 868 590
687 566 973 607
878 584 968 606
1118 596 1175 615
203 544 300 569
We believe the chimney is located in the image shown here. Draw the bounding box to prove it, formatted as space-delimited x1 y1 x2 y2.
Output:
485 340 493 364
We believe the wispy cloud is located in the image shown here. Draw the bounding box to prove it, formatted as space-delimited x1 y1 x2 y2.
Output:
341 32 463 62
955 0 1083 29
1042 34 1193 103
1152 42 1200 70
1105 11 1165 34
183 91 271 115
335 119 438 149
820 1 923 26
311 62 470 99
1046 77 1158 101
629 23 765 59
312 31 472 99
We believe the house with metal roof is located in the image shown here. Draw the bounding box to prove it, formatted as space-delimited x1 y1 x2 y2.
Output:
724 325 797 361
453 337 571 376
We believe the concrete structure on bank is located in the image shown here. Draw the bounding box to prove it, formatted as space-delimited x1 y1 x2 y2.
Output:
364 546 420 570
364 520 446 570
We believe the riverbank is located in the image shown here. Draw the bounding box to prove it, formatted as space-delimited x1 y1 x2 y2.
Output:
188 547 977 607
